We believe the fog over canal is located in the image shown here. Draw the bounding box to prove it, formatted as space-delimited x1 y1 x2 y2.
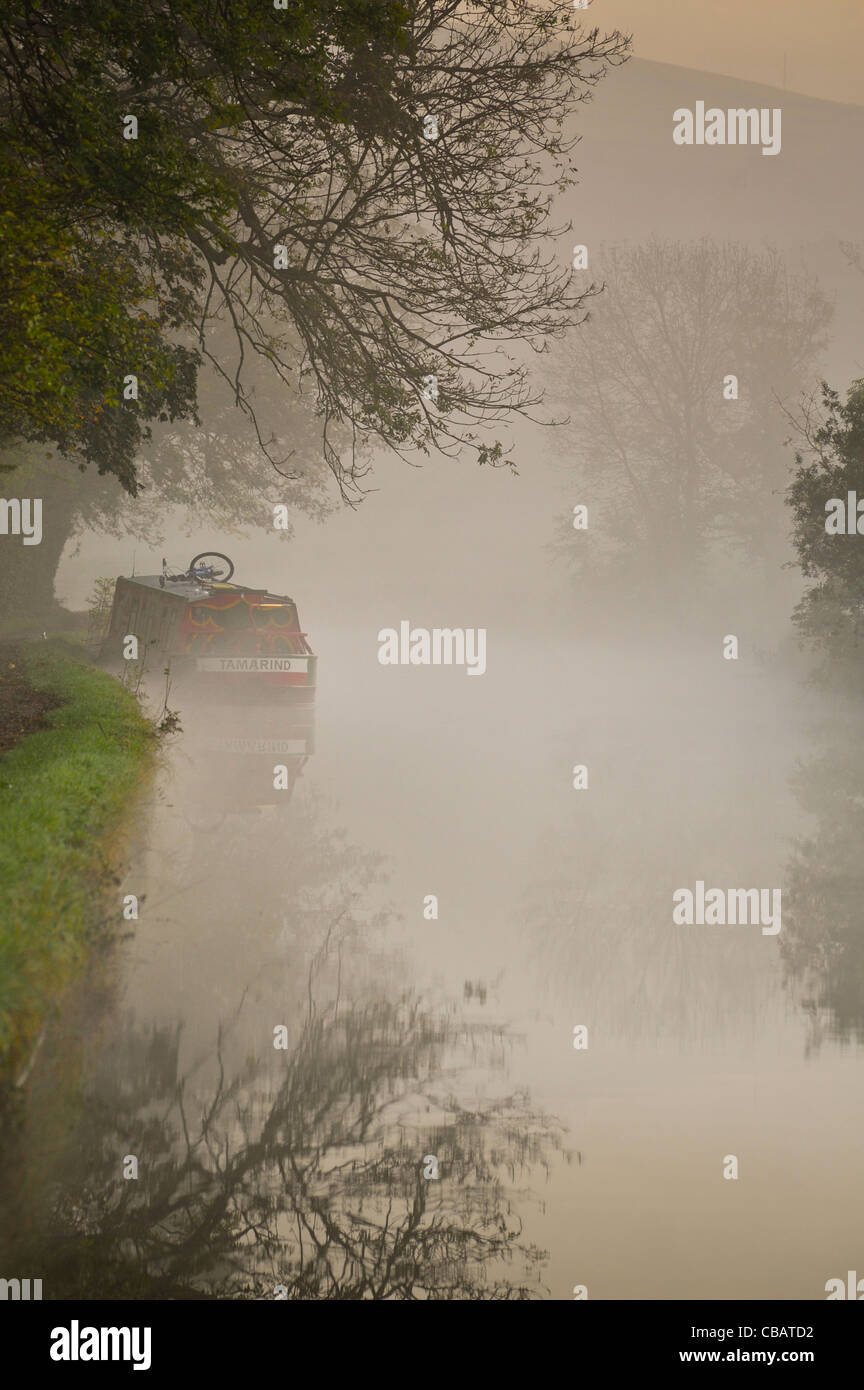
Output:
3 53 864 1301
2 422 862 1298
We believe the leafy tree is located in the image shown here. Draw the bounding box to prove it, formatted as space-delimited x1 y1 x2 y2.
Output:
786 379 864 678
0 161 201 493
0 0 630 496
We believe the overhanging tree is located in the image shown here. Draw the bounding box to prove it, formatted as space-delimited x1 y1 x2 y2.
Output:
0 0 630 500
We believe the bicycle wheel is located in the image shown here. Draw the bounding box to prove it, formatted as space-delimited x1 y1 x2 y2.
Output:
189 551 234 581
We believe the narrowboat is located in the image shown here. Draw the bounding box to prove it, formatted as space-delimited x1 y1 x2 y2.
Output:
100 554 316 702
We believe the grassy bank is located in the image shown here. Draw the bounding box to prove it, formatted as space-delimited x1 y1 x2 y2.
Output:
0 641 156 1080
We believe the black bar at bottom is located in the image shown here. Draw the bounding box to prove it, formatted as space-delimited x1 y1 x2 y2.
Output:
5 1298 859 1376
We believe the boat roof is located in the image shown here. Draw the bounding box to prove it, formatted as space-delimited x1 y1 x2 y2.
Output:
123 574 294 603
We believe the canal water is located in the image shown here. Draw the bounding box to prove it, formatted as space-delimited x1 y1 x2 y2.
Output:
3 598 863 1299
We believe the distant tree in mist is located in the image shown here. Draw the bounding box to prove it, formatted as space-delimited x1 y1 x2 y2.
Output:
548 239 831 606
0 0 630 501
0 346 336 626
786 379 864 682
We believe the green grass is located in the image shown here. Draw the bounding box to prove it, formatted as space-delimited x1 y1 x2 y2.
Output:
0 641 156 1078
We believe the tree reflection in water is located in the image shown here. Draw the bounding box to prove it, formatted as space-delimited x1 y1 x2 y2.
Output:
3 789 566 1298
782 715 864 1054
35 996 560 1299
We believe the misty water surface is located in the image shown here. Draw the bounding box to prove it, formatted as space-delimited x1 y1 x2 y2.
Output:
3 601 863 1299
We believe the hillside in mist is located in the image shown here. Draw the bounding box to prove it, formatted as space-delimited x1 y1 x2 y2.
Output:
569 57 864 240
566 58 864 380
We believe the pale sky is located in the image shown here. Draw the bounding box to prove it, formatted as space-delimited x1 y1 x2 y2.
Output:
593 0 864 106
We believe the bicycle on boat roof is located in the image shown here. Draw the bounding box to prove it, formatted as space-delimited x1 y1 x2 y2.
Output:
159 552 235 588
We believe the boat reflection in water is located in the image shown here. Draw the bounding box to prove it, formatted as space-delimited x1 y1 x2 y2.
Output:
185 703 316 815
